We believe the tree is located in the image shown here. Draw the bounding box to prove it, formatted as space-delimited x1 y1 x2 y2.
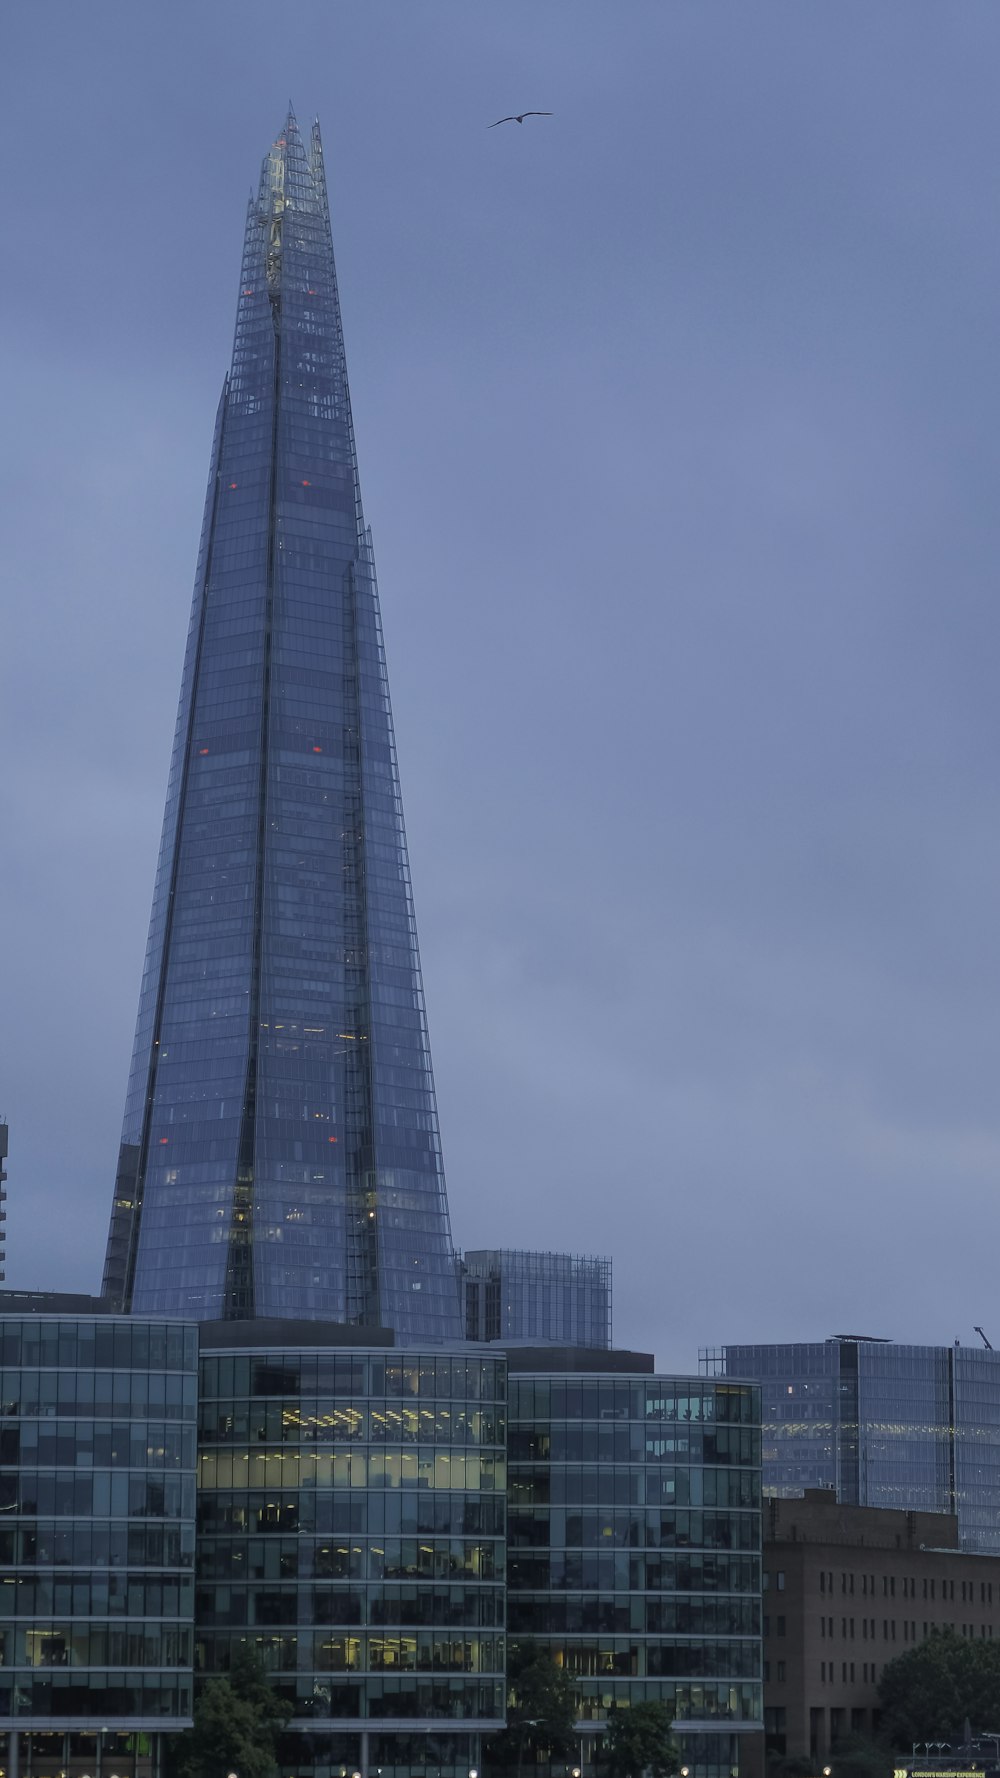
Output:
817 1734 893 1778
603 1702 680 1778
169 1647 292 1778
878 1632 1000 1748
484 1645 578 1775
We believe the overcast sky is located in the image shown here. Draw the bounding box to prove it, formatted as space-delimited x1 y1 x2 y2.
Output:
3 2 1000 1369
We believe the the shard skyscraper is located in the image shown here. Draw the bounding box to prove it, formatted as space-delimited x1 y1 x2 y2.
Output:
103 111 462 1338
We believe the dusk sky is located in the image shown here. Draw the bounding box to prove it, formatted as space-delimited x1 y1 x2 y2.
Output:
4 3 1000 1369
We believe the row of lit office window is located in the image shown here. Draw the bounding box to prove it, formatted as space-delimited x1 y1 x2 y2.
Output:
199 1402 503 1446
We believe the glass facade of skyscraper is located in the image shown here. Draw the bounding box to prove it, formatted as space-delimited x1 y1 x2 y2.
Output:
506 1354 762 1778
0 1306 198 1778
705 1339 1000 1553
196 1330 506 1778
462 1251 612 1349
103 111 461 1338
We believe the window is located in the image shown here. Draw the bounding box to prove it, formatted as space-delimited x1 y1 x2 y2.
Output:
777 1660 786 1682
777 1616 786 1637
777 1571 785 1591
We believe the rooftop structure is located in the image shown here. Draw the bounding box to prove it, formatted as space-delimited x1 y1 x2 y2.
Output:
461 1249 612 1348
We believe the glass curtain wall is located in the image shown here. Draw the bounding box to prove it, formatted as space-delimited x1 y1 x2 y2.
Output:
0 1315 198 1769
103 112 461 1337
506 1367 762 1778
195 1343 506 1778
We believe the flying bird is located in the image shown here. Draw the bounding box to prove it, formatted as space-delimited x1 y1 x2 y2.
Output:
488 112 553 128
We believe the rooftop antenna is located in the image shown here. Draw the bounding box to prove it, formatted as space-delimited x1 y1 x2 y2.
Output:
975 1326 993 1350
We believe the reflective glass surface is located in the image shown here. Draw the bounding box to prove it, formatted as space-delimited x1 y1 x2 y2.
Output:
506 1370 762 1778
103 112 460 1335
462 1250 612 1347
710 1340 1000 1554
0 1316 198 1729
194 1342 506 1751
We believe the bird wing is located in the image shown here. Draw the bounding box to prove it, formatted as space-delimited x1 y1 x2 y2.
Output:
488 116 517 127
519 112 553 118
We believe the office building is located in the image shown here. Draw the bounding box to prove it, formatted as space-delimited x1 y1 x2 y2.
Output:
462 1250 612 1349
196 1324 506 1778
759 1490 1000 1764
703 1339 1000 1553
0 1298 505 1778
102 109 461 1338
506 1348 763 1778
0 1297 199 1778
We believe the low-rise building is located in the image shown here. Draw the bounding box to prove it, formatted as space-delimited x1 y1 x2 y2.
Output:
760 1490 1000 1764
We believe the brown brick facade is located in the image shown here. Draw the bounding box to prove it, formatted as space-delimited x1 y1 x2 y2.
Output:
760 1491 1000 1762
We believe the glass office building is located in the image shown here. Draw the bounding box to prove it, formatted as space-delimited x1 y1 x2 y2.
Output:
705 1339 1000 1553
506 1351 762 1778
462 1251 612 1349
196 1327 506 1778
102 109 461 1338
0 1301 199 1778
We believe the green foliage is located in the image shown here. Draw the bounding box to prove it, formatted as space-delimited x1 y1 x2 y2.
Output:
168 1648 292 1778
483 1644 578 1772
878 1631 1000 1748
603 1701 680 1778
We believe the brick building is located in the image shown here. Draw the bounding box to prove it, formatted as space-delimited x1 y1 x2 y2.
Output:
761 1490 1000 1762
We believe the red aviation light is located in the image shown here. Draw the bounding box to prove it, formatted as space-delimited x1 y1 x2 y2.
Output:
158 1138 169 1145
312 746 322 754
328 1136 338 1143
302 479 311 487
198 748 209 756
229 482 238 490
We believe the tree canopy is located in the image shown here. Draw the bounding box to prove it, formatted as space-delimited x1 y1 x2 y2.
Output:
484 1644 578 1772
169 1647 292 1778
603 1701 680 1778
878 1632 1000 1748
